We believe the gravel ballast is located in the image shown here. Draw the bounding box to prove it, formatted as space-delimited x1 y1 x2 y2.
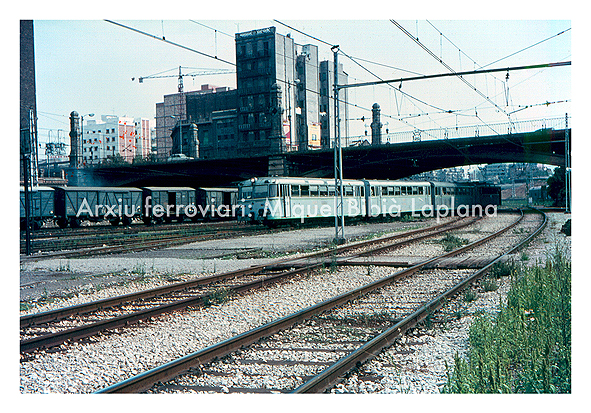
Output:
19 212 570 394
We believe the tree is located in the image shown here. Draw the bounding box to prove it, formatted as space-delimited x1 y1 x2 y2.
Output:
547 166 567 207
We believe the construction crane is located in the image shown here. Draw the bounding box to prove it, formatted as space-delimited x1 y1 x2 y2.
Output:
132 66 235 93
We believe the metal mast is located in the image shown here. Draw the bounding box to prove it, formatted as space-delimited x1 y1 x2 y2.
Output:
565 113 570 213
332 45 345 244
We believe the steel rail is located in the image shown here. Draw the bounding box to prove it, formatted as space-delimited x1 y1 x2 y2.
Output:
20 264 324 354
21 216 470 327
20 214 498 354
20 226 271 261
292 209 546 393
22 217 479 353
95 211 524 393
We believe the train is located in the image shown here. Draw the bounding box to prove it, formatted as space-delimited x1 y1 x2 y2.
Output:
20 177 500 229
19 185 238 229
237 177 501 224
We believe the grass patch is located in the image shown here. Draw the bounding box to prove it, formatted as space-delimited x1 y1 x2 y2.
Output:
443 250 571 393
481 278 499 292
438 233 469 252
203 288 231 306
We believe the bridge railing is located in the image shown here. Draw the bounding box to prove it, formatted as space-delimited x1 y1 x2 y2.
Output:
344 116 569 147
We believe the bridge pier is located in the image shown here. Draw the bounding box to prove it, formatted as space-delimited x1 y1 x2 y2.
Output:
268 155 292 177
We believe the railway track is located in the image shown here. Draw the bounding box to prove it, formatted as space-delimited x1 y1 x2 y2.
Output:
20 215 479 355
92 209 544 393
19 221 277 261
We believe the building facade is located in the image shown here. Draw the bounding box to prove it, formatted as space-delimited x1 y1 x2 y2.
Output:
81 115 151 165
235 26 297 155
154 26 349 161
319 60 349 149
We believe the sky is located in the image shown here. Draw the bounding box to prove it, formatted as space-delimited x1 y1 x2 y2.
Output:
28 17 572 150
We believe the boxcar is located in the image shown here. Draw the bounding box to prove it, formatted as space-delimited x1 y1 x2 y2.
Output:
141 187 197 224
53 186 142 228
195 187 238 221
20 186 55 230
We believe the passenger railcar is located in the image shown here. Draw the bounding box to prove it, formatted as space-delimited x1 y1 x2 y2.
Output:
475 184 501 207
237 177 500 224
365 180 432 217
237 177 367 223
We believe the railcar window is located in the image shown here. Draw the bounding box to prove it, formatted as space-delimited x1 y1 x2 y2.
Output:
381 187 388 196
412 187 418 195
394 186 401 196
309 185 319 197
301 185 309 196
240 188 252 199
319 185 328 196
253 185 269 199
401 186 407 196
355 186 363 197
418 187 423 195
291 185 300 197
269 184 278 198
344 186 354 197
328 186 336 196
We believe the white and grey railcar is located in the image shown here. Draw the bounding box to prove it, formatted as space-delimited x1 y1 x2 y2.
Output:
237 177 499 224
237 177 366 223
365 180 432 218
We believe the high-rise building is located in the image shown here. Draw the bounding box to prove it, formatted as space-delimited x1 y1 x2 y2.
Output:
296 44 320 150
154 26 349 160
319 60 349 149
235 26 297 155
81 115 151 165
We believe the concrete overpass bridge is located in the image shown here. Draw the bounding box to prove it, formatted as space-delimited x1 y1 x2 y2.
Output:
74 118 570 188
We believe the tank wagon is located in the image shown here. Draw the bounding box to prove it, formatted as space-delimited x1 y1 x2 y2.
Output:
237 177 500 224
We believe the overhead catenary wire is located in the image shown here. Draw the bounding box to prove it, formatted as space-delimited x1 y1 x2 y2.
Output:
391 19 516 132
273 19 453 132
481 28 571 69
104 20 236 67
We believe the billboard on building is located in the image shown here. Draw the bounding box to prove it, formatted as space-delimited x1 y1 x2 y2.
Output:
308 122 321 149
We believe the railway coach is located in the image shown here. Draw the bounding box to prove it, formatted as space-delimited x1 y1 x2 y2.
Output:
237 177 500 225
237 177 366 224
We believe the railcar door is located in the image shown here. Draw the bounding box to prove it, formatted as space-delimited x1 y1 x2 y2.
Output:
281 184 290 218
